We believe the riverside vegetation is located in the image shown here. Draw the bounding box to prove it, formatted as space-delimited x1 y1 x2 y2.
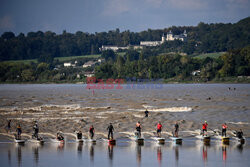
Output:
0 17 249 83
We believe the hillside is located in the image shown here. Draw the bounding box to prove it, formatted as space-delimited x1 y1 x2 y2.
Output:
0 17 249 61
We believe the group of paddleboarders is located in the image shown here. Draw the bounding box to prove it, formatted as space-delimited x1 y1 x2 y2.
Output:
8 119 244 142
202 121 231 137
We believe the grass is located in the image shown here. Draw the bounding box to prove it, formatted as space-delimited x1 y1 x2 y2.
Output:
55 54 101 62
192 52 225 59
1 54 102 64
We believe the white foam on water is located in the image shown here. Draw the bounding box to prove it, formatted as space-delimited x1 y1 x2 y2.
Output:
95 116 108 119
150 107 192 112
96 111 117 115
133 114 144 118
227 121 249 125
7 117 89 122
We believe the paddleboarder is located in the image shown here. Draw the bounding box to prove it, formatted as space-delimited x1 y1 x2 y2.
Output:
222 123 227 137
145 109 149 117
174 121 179 137
157 122 162 137
136 121 142 138
107 123 114 139
16 124 22 140
89 125 95 139
6 120 11 133
236 129 243 139
77 131 82 139
33 122 39 139
202 121 208 136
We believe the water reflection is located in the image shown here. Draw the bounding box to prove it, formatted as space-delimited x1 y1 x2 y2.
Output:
16 144 23 167
77 142 83 159
108 144 114 166
157 146 162 167
90 144 95 163
173 144 180 167
202 145 208 166
136 145 142 167
237 144 244 153
33 146 39 165
8 149 11 166
1 141 247 167
222 145 227 165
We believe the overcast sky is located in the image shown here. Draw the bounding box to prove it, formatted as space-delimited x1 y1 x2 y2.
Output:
0 0 249 35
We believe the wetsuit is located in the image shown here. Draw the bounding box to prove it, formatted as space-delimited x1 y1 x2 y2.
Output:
136 123 141 138
145 110 149 117
33 124 39 139
175 123 179 137
107 124 114 140
16 126 22 140
7 120 11 132
222 124 227 137
77 132 82 139
236 131 243 139
89 127 94 139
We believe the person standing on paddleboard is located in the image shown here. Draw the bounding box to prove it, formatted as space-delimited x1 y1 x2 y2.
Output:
174 122 179 137
136 121 142 138
202 121 208 136
33 121 39 139
6 120 11 133
89 125 95 139
16 124 22 140
145 109 149 117
107 123 114 140
157 122 162 137
222 123 228 137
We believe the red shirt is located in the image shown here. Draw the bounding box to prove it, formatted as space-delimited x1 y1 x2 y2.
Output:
222 124 227 129
202 123 208 130
157 123 162 130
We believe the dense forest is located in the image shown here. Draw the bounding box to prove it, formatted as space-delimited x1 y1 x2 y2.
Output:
0 17 250 61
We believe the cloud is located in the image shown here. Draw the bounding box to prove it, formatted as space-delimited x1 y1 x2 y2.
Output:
0 15 15 29
102 0 131 16
167 0 207 10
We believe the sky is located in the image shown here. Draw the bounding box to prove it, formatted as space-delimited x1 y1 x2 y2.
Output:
0 0 250 35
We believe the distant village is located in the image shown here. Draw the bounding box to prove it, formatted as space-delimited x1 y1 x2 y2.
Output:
100 30 187 51
61 30 188 79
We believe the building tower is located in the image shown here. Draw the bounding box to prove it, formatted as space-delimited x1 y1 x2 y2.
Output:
161 33 165 43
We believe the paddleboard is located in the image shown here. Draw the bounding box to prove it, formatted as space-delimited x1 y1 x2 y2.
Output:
76 139 84 142
108 139 116 145
136 138 144 144
14 139 25 144
84 139 96 143
222 136 230 144
29 139 44 144
152 137 165 144
196 135 210 143
170 137 182 144
233 137 245 144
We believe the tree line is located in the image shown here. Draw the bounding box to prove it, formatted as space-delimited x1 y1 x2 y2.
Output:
96 45 250 82
0 17 249 61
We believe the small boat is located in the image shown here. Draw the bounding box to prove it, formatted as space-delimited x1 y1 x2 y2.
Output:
14 139 25 144
152 137 165 144
170 137 182 144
